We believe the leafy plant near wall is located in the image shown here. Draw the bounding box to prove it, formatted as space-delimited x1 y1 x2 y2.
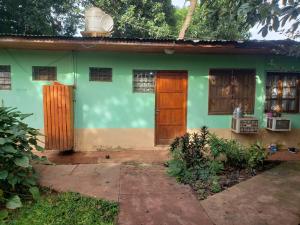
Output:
168 128 268 199
0 107 44 214
168 126 223 191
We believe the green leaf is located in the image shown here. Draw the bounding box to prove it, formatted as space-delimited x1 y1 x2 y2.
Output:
2 144 17 153
0 138 6 145
14 156 30 168
29 186 40 200
6 195 22 209
36 145 44 152
0 170 8 180
20 113 33 120
0 210 8 221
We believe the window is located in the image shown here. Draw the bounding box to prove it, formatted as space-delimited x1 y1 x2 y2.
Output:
0 65 11 90
209 69 256 114
265 72 300 113
133 70 156 93
89 67 112 82
32 66 56 81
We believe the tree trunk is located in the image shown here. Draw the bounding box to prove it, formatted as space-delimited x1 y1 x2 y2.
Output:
178 0 197 40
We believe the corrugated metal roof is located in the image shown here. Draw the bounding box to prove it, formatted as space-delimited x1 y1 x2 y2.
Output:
0 33 298 55
0 33 298 46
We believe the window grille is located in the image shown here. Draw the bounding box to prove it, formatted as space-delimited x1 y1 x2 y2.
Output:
0 65 11 90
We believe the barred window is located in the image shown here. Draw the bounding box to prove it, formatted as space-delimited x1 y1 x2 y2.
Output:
89 68 112 82
265 72 300 113
32 66 57 81
0 65 11 90
209 69 256 114
133 70 156 93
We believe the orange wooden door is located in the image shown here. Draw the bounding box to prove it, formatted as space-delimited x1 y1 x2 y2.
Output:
43 82 74 151
155 72 187 145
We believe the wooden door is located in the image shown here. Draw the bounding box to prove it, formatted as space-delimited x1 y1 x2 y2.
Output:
43 82 74 151
155 71 187 145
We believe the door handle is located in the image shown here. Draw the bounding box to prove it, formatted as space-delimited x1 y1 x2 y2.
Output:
155 109 160 114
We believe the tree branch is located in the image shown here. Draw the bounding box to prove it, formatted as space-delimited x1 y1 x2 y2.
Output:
178 0 197 40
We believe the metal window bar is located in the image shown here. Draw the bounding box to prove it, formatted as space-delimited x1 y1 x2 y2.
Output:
0 65 11 90
89 68 112 82
32 66 57 81
133 70 156 93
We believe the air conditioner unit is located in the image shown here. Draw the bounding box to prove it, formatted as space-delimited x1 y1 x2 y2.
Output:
231 117 259 134
266 117 291 131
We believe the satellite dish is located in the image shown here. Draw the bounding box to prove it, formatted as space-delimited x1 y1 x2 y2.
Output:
84 7 114 34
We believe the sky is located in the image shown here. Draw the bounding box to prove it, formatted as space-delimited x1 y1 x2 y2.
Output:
171 0 287 40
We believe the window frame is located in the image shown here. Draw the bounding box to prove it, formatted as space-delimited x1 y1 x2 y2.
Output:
132 70 156 93
208 68 256 115
89 67 112 82
0 65 11 90
32 66 57 81
265 71 300 113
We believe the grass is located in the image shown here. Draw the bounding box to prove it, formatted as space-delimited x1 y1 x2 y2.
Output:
3 191 119 225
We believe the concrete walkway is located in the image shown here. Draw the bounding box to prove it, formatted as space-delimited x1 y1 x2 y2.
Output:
201 161 300 225
35 161 300 225
35 163 213 225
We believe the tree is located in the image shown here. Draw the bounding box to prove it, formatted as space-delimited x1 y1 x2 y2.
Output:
241 0 299 39
0 0 82 36
178 0 197 39
176 0 256 40
86 0 176 38
0 0 176 38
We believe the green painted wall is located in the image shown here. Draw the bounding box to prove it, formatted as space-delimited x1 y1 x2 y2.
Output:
1 49 300 129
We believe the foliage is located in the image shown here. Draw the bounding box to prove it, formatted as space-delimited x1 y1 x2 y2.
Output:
0 0 176 38
82 0 176 38
3 192 119 225
209 133 267 171
168 129 268 199
0 107 43 211
175 0 252 40
246 143 267 171
168 126 218 184
0 0 82 36
239 0 300 39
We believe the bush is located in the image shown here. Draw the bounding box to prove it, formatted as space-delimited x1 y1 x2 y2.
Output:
209 134 267 171
168 129 268 199
168 127 216 183
246 143 267 172
0 107 43 210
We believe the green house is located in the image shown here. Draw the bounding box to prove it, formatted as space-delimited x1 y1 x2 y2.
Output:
1 34 300 151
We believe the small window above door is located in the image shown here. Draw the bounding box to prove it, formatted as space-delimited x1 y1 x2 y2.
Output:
89 67 112 82
32 66 57 81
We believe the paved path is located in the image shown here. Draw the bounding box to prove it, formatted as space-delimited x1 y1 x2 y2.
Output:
35 163 213 225
35 161 300 225
201 161 300 225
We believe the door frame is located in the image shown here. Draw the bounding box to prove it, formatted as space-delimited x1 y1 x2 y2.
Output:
154 70 188 146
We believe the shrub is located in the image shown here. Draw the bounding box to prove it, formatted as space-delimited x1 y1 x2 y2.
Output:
168 127 215 183
209 134 267 170
0 107 43 210
168 129 268 199
246 143 267 172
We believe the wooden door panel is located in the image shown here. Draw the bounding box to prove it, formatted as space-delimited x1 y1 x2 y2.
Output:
157 93 184 108
155 72 187 145
157 126 185 144
157 77 185 92
157 109 184 125
43 82 74 151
